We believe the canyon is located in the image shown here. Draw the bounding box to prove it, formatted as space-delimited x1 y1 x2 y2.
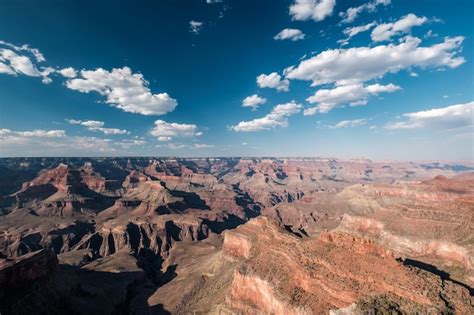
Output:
0 157 473 314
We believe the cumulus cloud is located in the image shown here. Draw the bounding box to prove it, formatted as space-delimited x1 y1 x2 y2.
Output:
0 40 52 83
304 83 400 114
0 49 52 83
256 72 289 92
59 67 77 78
231 101 302 132
371 14 428 42
274 28 306 41
0 49 41 76
66 67 177 116
0 40 45 62
66 119 129 135
340 0 390 24
150 120 202 141
285 36 465 87
242 94 267 110
189 20 204 34
289 0 336 22
385 101 474 130
329 119 368 128
338 22 376 45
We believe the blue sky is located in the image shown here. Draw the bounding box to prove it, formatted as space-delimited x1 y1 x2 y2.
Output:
0 0 472 159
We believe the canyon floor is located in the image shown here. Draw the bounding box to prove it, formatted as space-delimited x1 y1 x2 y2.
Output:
0 157 473 314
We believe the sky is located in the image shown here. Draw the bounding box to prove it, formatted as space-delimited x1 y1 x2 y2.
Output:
0 0 472 160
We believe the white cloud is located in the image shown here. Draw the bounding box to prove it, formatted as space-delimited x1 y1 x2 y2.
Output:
256 72 289 92
274 28 306 41
0 132 112 155
0 40 52 83
206 0 222 3
66 67 177 116
0 128 147 156
242 94 267 110
371 14 428 42
39 67 54 84
340 0 390 24
304 83 400 114
117 139 147 149
66 119 129 135
289 0 336 22
193 143 215 149
150 120 202 141
329 119 368 128
424 29 438 39
121 139 146 145
385 101 474 130
231 101 302 132
189 20 204 34
0 62 15 75
285 36 465 87
0 129 65 138
0 40 45 62
338 22 376 45
100 129 127 135
156 143 214 150
76 120 104 128
59 67 77 78
0 49 41 76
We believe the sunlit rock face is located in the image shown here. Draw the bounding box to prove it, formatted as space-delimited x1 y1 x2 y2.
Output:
148 216 473 314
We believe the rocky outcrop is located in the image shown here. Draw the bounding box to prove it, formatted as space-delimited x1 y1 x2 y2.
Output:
337 214 474 284
229 270 309 315
223 231 252 259
49 214 209 261
150 217 474 314
0 220 95 258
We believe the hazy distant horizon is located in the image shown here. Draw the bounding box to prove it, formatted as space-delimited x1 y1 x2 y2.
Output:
1 156 473 165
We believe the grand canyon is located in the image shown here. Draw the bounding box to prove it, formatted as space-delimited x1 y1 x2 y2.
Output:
0 157 472 314
1 0 473 314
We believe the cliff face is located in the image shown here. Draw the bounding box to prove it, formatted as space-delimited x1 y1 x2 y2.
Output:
0 249 58 313
0 159 257 263
0 249 150 315
329 175 474 285
336 214 474 284
261 173 474 286
229 269 309 315
76 216 210 258
149 216 473 314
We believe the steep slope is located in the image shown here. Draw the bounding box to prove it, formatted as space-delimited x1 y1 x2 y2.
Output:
148 217 473 314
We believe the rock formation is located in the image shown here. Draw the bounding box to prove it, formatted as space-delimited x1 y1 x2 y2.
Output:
0 157 472 314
